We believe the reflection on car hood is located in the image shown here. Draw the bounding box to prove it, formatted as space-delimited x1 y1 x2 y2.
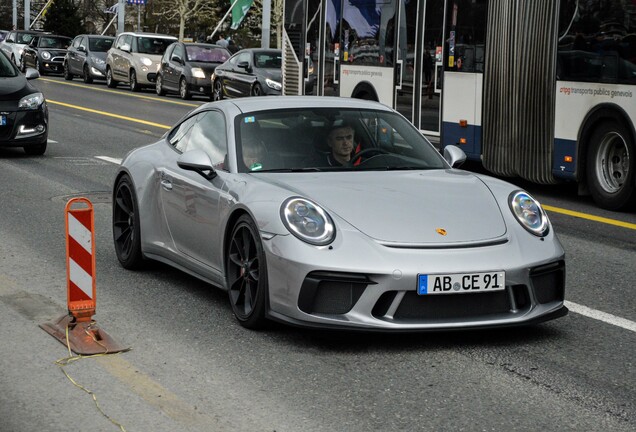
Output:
189 61 221 72
259 68 282 82
260 170 507 244
0 75 33 102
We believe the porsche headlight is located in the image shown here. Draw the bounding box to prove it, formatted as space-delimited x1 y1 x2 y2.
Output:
509 191 549 237
265 78 281 91
41 51 51 60
191 67 205 79
18 92 45 110
140 57 152 66
281 197 335 245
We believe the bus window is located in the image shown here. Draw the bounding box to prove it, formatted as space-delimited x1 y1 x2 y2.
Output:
342 0 397 67
444 0 488 73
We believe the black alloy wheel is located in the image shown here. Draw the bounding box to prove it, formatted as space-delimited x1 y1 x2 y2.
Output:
179 77 191 100
113 175 143 269
83 64 93 84
226 215 268 329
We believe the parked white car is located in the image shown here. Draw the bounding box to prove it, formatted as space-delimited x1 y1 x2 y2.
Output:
0 30 41 68
105 31 176 91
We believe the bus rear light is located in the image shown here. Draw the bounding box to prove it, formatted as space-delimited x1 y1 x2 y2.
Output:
564 156 573 163
459 120 468 127
459 138 467 145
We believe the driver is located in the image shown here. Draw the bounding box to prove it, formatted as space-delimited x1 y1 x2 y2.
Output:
325 121 360 166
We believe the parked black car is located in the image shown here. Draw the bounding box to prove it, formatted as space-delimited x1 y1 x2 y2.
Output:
64 34 114 83
0 51 48 155
211 48 282 100
156 42 231 99
21 34 71 75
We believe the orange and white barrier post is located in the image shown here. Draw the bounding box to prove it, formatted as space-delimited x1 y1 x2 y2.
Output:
40 198 128 355
66 197 97 322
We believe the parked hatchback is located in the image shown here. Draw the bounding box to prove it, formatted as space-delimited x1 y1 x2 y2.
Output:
64 34 114 83
156 42 231 99
21 34 71 75
106 32 177 91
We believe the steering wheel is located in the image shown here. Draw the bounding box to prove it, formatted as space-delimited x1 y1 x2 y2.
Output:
346 147 390 167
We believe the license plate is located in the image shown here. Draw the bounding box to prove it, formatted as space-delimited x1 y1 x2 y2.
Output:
0 115 5 126
417 271 505 295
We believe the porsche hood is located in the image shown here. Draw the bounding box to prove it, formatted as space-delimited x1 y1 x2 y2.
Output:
261 170 508 245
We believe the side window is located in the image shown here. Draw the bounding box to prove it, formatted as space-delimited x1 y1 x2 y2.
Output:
186 111 228 170
72 37 82 49
162 44 174 63
115 35 123 49
237 52 251 65
7 31 15 42
124 35 133 50
173 44 184 61
168 115 198 153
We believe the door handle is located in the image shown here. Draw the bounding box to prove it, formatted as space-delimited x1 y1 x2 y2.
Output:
160 179 173 191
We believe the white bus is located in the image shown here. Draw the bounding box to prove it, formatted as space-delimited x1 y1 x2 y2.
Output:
282 0 636 210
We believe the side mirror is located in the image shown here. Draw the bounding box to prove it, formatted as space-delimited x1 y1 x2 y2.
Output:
177 149 217 180
237 61 250 70
171 55 182 64
120 43 131 53
25 67 40 80
6 38 14 43
443 145 467 168
78 46 86 53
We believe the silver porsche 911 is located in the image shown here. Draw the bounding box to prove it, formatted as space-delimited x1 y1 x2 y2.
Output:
112 96 567 330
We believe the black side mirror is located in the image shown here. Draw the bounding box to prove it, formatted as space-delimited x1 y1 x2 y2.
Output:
171 55 183 65
237 61 250 71
177 149 217 180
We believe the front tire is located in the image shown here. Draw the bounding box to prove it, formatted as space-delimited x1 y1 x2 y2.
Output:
24 141 47 156
63 62 73 80
226 215 269 329
586 121 636 211
106 67 117 88
83 64 93 84
179 77 191 100
113 175 144 269
251 82 263 96
156 74 166 96
129 69 140 92
212 79 223 101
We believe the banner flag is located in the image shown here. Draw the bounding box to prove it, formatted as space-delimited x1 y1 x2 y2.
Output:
230 0 254 30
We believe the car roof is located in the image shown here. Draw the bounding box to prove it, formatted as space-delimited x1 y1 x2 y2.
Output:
209 96 392 114
120 32 176 39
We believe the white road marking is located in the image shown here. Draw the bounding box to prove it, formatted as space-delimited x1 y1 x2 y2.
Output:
47 139 58 143
95 156 122 165
565 301 636 333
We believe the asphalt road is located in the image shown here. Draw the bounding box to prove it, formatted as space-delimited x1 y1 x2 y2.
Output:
0 76 634 432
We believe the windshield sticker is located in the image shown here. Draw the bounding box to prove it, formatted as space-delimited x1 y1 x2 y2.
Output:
244 116 256 123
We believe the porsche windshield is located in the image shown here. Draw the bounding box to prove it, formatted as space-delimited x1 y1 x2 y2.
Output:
235 108 447 173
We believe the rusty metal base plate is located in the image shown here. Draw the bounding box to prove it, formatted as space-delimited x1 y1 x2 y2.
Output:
40 314 129 355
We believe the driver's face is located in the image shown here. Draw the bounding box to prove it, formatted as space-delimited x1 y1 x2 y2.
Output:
328 126 355 159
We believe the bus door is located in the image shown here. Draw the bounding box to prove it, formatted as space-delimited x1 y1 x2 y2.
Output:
321 0 341 97
420 0 445 135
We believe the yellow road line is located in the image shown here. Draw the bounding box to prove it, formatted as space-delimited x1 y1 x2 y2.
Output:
543 204 636 230
47 99 171 130
40 77 199 107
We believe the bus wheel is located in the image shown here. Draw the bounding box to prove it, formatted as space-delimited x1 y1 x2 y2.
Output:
586 121 635 210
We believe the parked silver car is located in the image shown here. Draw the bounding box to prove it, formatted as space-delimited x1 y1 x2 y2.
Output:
106 31 176 91
64 34 114 83
112 96 567 331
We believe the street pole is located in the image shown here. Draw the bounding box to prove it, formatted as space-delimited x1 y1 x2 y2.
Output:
12 0 17 29
24 0 30 30
261 0 271 49
117 0 126 35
